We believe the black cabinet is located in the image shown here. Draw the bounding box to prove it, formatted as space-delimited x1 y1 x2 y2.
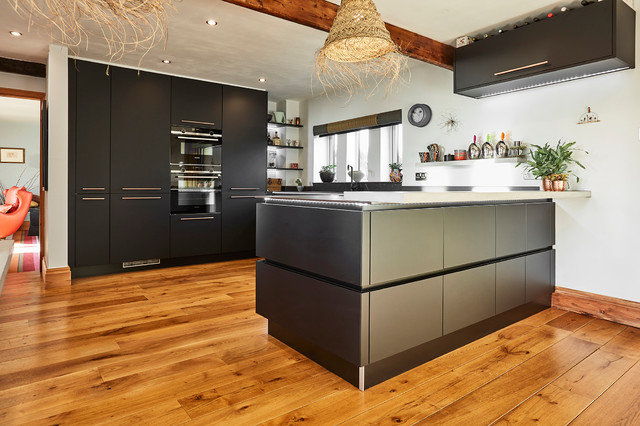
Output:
73 60 110 193
221 192 261 254
454 0 635 98
526 202 555 251
526 250 554 306
222 85 267 191
110 67 170 193
75 195 110 267
444 264 496 335
496 257 526 315
171 77 222 127
444 206 495 268
110 194 170 262
170 213 221 258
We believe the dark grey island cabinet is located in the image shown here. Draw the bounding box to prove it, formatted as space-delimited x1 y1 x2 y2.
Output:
255 198 556 390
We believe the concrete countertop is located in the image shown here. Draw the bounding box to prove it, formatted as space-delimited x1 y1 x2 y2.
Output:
341 190 591 204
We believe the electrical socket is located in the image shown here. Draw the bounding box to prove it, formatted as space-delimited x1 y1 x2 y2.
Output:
415 172 427 181
522 170 535 180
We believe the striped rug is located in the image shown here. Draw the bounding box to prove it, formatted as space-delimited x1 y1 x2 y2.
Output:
8 228 40 273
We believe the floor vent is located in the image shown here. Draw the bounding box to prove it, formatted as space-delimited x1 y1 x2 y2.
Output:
122 259 160 268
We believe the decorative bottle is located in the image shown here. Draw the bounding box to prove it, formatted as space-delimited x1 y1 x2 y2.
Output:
468 135 481 159
496 132 509 158
482 133 495 159
273 131 280 146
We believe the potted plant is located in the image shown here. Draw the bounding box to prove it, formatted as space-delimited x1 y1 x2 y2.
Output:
516 140 587 191
319 165 336 183
295 178 304 192
389 162 403 182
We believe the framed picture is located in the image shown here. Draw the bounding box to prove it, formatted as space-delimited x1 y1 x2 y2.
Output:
0 148 25 164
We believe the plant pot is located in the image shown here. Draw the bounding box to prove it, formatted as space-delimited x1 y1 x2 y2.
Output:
389 169 403 183
319 171 335 183
552 180 567 191
542 178 553 191
296 185 304 192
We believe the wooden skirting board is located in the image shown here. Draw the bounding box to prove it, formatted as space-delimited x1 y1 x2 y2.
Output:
41 257 71 289
552 287 640 328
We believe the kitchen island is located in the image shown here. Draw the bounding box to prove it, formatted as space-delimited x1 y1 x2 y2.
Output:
255 190 589 390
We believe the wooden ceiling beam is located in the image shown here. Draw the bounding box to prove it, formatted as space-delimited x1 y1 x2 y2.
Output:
220 0 454 70
0 57 46 78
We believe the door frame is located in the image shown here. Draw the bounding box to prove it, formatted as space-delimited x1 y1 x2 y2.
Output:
0 87 47 270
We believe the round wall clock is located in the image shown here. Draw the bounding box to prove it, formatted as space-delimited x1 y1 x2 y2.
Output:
408 104 432 127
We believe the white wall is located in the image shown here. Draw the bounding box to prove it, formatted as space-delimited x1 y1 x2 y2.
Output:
305 16 640 302
0 97 41 198
0 71 46 93
45 45 68 269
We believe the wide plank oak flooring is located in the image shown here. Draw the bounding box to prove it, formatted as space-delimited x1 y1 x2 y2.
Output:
0 259 638 425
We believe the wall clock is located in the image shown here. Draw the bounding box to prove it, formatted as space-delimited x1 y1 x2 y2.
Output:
408 104 432 127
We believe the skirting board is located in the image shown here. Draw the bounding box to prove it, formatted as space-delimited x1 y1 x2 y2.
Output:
42 257 71 288
552 287 640 328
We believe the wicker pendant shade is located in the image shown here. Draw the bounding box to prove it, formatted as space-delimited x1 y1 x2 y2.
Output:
7 0 174 62
315 0 408 97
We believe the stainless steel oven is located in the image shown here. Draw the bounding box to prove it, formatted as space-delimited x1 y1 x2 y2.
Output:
170 125 222 213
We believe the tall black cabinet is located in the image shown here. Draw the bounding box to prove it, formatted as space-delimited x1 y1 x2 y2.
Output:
221 85 267 254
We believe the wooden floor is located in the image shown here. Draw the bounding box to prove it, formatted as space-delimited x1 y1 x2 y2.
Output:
1 260 639 425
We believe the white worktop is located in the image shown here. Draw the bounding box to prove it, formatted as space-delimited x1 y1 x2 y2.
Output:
341 190 592 204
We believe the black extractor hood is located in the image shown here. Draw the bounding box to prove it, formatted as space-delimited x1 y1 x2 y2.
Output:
454 0 636 98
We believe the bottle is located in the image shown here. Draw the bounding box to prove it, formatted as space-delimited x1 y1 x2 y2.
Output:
482 133 494 159
273 131 280 146
496 132 509 158
468 135 481 159
267 131 273 145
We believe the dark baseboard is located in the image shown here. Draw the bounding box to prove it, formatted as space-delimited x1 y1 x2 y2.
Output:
552 287 640 328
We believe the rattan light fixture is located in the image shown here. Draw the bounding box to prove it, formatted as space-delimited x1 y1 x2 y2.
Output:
7 0 175 61
315 0 408 97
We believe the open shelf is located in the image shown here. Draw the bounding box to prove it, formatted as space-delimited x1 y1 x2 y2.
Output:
268 167 304 171
267 122 303 129
267 145 304 150
415 157 524 167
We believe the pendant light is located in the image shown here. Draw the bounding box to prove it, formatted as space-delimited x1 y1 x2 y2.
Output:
315 0 408 97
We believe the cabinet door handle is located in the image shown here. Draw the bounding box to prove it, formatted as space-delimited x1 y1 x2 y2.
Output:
494 61 549 76
122 187 162 191
82 197 105 201
230 187 260 191
122 196 162 200
181 120 215 126
82 187 105 191
177 136 220 142
180 217 215 221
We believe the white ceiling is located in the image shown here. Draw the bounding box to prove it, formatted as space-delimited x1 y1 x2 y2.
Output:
0 0 618 102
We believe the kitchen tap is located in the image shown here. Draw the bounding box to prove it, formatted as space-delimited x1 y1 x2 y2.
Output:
347 165 356 191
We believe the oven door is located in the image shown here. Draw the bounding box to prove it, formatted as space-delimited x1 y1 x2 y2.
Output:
171 188 221 214
171 133 221 167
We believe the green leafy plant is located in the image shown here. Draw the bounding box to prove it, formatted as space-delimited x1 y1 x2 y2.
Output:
516 140 587 182
319 164 336 173
389 162 402 170
295 178 303 186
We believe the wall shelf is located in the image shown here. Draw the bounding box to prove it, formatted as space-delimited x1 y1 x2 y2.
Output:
415 157 524 167
267 145 304 150
268 122 303 129
268 167 304 171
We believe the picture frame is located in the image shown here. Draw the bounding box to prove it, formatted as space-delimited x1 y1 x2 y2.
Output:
0 148 25 164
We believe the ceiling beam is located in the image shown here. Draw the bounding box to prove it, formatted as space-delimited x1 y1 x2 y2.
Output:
0 57 46 78
220 0 454 70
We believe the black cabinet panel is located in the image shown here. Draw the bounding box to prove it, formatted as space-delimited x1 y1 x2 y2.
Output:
171 77 222 127
496 257 526 315
256 261 368 365
454 0 635 98
221 192 261 254
496 204 526 258
256 203 366 286
444 264 495 335
74 60 110 193
75 195 109 267
222 86 267 191
110 194 170 262
170 213 221 258
526 202 555 251
526 250 553 306
444 206 495 268
111 67 170 193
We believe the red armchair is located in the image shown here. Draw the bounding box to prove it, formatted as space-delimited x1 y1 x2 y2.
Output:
0 186 33 239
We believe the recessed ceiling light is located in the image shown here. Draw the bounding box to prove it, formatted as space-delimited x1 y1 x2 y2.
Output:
9 31 22 37
162 59 171 64
258 77 267 83
206 19 218 26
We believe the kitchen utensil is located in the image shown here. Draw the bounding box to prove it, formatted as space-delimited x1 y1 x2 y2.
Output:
468 135 481 159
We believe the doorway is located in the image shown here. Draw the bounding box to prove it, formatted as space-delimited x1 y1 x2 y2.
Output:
0 87 46 273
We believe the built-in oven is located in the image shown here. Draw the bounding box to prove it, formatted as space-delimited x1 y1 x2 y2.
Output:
170 125 222 214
